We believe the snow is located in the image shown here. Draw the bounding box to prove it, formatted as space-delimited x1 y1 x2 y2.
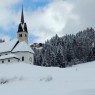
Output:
0 54 19 60
35 47 43 50
12 41 34 53
0 62 95 95
0 39 18 53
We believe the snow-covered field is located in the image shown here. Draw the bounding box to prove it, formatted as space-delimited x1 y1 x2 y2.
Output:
0 62 95 95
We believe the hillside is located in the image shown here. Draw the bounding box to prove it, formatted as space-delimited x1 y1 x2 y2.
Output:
34 28 95 67
0 62 95 95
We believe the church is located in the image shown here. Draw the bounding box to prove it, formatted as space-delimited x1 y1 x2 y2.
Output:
0 7 34 64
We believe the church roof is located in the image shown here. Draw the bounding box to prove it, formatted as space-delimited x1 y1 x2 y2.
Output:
12 41 34 53
0 39 18 54
0 39 34 54
0 54 19 60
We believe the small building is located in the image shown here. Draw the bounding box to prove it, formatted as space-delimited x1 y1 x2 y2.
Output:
0 7 34 64
0 54 20 64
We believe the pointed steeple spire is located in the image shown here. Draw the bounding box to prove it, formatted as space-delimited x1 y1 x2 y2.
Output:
17 5 28 43
21 5 24 24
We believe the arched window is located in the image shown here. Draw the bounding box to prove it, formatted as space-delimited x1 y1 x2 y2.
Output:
22 57 24 61
2 60 4 63
25 34 27 37
19 34 22 37
29 57 32 62
8 59 10 62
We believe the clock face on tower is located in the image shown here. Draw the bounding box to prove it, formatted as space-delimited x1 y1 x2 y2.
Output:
29 57 32 62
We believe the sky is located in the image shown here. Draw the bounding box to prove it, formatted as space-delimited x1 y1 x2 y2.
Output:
0 0 95 44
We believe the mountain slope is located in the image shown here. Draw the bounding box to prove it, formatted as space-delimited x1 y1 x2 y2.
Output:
0 62 95 95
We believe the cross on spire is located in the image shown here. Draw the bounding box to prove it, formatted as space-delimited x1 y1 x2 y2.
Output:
21 5 24 24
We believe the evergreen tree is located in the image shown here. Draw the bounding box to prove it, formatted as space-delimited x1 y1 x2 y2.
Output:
56 50 65 68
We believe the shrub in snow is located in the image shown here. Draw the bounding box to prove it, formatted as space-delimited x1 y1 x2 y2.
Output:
0 78 9 84
40 75 53 82
19 76 24 80
0 76 24 85
45 76 53 82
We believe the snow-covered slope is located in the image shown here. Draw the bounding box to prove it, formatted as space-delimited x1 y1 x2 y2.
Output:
0 62 95 95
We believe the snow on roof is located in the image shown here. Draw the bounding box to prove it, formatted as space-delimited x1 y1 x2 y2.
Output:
0 39 18 53
12 41 34 53
0 54 19 60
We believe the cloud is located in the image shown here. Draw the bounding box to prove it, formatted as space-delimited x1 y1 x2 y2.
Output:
0 0 22 41
0 0 21 30
63 0 95 34
27 0 95 43
26 0 78 42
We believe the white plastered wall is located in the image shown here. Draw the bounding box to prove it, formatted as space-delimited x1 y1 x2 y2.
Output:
0 58 19 64
13 52 34 64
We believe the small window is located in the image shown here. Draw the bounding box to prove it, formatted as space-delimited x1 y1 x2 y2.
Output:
2 60 4 63
22 57 24 61
25 34 27 37
8 59 10 62
19 34 22 37
29 57 32 62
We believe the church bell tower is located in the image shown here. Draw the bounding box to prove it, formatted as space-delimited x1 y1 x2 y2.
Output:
17 6 28 44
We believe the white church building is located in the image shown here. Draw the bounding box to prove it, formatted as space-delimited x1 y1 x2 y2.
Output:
0 7 34 64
